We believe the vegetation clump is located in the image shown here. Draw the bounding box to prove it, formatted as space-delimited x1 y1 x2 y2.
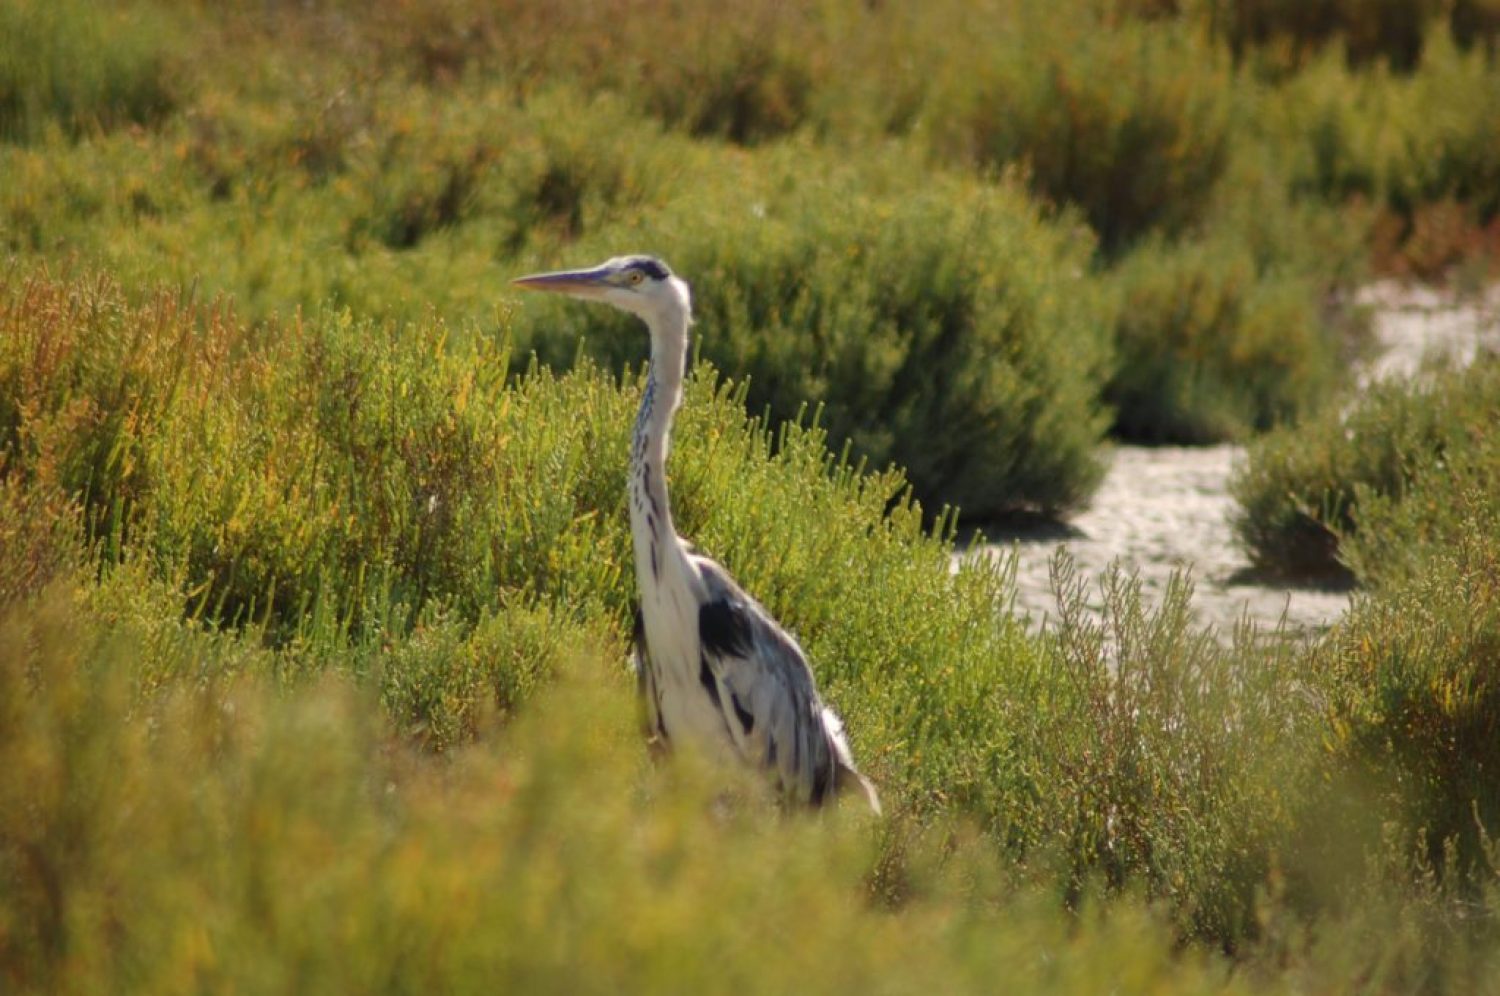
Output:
1232 357 1500 581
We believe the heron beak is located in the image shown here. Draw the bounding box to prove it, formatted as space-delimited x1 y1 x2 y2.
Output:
511 264 615 298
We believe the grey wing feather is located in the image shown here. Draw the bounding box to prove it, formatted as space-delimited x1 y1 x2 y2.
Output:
694 558 879 813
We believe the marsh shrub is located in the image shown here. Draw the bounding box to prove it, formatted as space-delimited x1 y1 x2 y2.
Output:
1036 555 1323 941
356 0 824 143
10 267 1500 969
1384 33 1500 223
1314 509 1500 884
8 574 1500 991
515 150 1112 519
1105 235 1342 442
340 89 674 256
1264 36 1500 271
1202 140 1374 291
1232 357 1500 579
6 2 1500 987
1452 0 1500 52
3 87 1115 519
927 14 1233 253
0 0 180 143
1215 0 1443 71
0 273 195 550
1261 50 1393 204
0 478 78 609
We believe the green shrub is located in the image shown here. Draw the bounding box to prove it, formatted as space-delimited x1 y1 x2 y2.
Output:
0 79 680 319
351 0 824 143
8 570 1500 991
0 0 181 143
345 0 1237 252
1034 554 1324 942
1386 32 1500 222
1260 35 1500 271
1104 234 1345 442
925 12 1233 253
1337 425 1500 589
1103 137 1374 445
12 265 1500 973
1255 49 1394 204
0 267 1047 828
1211 0 1443 72
1313 503 1500 884
0 273 193 552
0 271 627 640
3 102 1112 518
6 1 1500 985
1232 357 1500 579
1451 0 1500 53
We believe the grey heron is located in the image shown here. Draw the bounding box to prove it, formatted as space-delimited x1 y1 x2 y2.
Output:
513 255 880 814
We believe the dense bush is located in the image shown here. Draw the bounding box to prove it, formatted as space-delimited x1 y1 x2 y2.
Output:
0 0 181 143
355 0 825 143
1213 0 1444 71
1232 356 1500 579
4 0 1498 512
924 12 1233 253
1104 234 1343 442
1313 512 1500 885
0 82 677 322
0 268 1055 832
1262 35 1500 275
6 2 1500 989
1 87 1111 517
7 568 1500 990
1031 555 1324 941
1094 140 1374 443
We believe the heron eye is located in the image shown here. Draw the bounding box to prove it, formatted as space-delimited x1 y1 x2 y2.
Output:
628 271 645 285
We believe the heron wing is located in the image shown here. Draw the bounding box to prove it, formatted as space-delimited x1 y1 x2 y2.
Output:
693 557 877 811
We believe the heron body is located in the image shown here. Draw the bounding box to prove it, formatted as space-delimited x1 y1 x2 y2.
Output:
513 255 879 813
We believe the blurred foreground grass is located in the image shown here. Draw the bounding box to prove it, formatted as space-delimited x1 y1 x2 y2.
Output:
2 582 1266 995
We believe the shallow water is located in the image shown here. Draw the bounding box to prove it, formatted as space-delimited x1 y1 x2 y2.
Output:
961 282 1500 638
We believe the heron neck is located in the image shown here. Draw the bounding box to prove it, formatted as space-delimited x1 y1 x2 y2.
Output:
629 306 689 568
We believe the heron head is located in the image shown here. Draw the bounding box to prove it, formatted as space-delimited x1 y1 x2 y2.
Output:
512 254 690 325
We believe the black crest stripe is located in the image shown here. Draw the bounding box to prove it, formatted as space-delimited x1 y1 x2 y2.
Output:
634 258 670 281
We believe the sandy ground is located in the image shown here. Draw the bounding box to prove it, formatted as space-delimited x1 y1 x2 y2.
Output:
961 282 1500 639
